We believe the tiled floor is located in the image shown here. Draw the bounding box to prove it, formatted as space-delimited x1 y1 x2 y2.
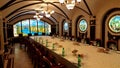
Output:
14 44 33 68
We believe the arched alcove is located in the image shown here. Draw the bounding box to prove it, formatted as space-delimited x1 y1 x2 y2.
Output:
75 15 84 38
102 8 120 50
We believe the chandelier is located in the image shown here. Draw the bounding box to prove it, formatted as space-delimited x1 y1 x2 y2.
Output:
33 4 54 20
33 11 43 20
59 0 82 10
43 10 55 17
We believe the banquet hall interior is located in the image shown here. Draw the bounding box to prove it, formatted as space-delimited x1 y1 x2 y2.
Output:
0 0 120 68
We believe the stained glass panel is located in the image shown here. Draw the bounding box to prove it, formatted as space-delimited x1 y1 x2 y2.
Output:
38 20 44 35
64 22 69 31
22 20 29 36
13 22 21 36
13 19 51 36
79 19 87 32
30 19 37 35
109 15 120 33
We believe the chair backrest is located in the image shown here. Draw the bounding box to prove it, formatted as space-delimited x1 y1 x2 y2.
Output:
41 56 52 68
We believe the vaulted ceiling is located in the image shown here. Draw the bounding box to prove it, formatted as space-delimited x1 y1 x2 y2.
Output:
0 0 116 25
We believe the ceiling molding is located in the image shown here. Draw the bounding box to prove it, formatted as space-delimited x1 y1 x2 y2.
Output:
83 0 93 16
8 10 35 23
75 6 91 15
51 15 59 24
2 0 43 10
7 9 61 24
0 0 16 10
3 0 91 21
8 12 56 25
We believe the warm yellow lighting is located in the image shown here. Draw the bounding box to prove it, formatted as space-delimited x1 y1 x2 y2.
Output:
50 10 55 14
59 0 64 3
41 11 45 13
36 18 40 20
33 12 43 20
66 3 75 10
34 3 55 19
59 0 81 9
45 13 51 17
77 0 82 2
39 15 43 18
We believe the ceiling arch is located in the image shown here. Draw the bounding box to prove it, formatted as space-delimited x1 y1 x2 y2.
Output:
5 1 69 19
0 0 16 10
7 9 58 24
0 0 97 25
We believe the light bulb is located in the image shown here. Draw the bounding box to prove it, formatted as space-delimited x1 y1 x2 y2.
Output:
50 10 55 14
46 14 51 17
33 15 37 18
66 3 75 9
39 15 43 18
77 0 82 2
37 18 40 20
41 11 45 13
59 0 65 3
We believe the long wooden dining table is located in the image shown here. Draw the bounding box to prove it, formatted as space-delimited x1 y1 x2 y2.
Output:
31 36 120 68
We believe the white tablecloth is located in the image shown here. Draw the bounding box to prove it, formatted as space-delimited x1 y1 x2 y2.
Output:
31 36 120 68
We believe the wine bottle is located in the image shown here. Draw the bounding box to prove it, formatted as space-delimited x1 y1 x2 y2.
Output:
39 38 40 43
42 39 43 44
52 43 55 50
78 54 81 68
62 48 65 57
46 40 48 47
97 42 99 47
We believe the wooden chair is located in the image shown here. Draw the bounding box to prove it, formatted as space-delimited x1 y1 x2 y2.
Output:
38 56 52 68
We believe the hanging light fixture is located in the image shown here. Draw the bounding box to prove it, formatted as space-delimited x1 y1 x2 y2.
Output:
45 13 51 17
44 3 54 17
33 11 43 20
59 0 81 10
39 4 55 18
33 3 55 19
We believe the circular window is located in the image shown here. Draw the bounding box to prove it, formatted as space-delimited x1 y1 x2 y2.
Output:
64 22 69 31
109 15 120 33
79 19 87 32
